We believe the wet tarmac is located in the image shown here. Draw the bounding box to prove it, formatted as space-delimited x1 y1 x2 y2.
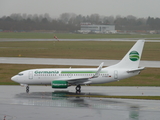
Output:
0 57 160 68
0 86 160 120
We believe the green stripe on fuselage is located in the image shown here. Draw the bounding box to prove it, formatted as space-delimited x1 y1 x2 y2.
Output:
61 71 106 74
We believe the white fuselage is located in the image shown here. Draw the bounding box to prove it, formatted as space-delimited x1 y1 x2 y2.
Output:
11 67 139 85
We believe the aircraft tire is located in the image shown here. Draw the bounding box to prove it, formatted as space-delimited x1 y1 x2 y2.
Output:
26 86 29 93
75 85 81 91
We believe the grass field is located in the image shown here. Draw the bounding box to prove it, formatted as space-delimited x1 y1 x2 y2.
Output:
0 64 160 86
0 41 160 61
1 32 160 39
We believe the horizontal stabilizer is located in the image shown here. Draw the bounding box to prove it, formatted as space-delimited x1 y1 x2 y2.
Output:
127 67 145 73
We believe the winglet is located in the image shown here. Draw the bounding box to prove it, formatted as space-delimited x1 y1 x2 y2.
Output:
92 62 104 78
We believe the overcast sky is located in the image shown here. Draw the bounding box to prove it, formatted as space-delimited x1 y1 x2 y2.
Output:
0 0 160 18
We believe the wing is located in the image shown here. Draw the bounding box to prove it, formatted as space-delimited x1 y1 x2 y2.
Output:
55 62 104 85
67 77 91 85
69 62 104 85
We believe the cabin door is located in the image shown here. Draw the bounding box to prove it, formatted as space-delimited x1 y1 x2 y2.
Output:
114 70 118 79
29 71 33 79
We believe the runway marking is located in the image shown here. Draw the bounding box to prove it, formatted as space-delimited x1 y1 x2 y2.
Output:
0 57 160 68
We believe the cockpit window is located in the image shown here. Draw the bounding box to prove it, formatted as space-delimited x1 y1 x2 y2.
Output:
18 73 23 76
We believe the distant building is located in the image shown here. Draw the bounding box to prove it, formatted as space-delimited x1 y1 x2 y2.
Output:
78 23 116 34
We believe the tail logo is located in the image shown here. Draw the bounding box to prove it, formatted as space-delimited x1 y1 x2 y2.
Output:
129 51 139 61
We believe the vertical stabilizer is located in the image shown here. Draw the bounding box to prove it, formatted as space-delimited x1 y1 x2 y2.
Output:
109 40 145 69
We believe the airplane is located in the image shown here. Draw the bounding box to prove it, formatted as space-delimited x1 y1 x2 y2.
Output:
11 40 145 93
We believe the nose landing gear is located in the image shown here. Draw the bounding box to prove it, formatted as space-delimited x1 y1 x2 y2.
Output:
26 86 29 93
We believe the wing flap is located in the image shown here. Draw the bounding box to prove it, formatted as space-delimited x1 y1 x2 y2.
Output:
53 77 90 84
68 78 89 84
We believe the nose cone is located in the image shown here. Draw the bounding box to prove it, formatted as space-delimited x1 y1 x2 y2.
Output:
11 75 19 83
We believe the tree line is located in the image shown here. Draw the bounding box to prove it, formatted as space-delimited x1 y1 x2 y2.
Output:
0 13 160 32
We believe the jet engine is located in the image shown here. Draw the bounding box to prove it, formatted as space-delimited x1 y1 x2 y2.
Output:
51 81 68 89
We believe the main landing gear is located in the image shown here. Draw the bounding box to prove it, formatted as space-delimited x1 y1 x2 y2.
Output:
26 85 29 93
75 85 81 93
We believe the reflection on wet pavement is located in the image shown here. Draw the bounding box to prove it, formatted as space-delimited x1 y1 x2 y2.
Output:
14 91 134 109
13 91 142 119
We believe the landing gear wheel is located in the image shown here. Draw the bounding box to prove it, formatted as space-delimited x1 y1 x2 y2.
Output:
75 85 81 93
26 86 29 93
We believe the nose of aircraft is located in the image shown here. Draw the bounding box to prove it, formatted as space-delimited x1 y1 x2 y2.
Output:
11 75 19 83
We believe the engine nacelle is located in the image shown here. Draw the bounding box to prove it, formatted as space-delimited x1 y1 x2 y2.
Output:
51 81 68 89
